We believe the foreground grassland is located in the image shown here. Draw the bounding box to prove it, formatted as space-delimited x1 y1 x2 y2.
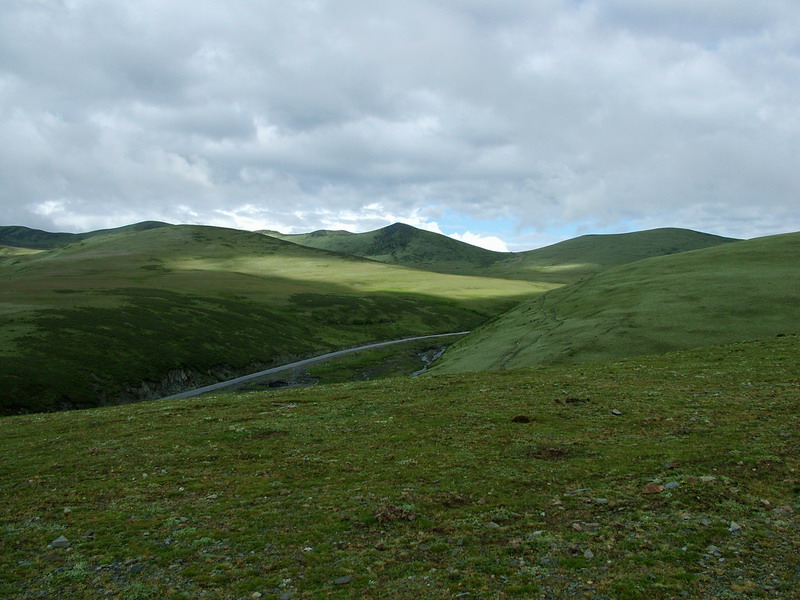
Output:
1 334 798 599
0 225 548 413
434 232 800 374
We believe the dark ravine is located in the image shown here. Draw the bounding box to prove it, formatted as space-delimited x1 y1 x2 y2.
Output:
158 332 470 400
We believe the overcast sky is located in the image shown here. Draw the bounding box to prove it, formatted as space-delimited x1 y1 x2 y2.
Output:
1 0 799 251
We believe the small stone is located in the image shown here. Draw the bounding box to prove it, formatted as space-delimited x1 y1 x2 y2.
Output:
611 409 622 416
664 481 680 490
333 575 352 585
729 521 743 533
698 517 712 526
594 498 609 504
250 593 263 599
486 521 501 530
583 549 595 559
642 482 665 495
63 507 72 515
49 536 70 549
531 530 545 537
572 522 583 532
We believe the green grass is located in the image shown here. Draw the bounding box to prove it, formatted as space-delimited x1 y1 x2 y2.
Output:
0 225 548 414
433 232 800 374
1 333 798 598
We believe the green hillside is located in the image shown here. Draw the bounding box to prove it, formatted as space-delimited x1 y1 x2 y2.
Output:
266 224 737 283
432 232 800 374
0 225 547 414
487 227 739 283
0 221 170 250
264 222 507 276
2 334 798 599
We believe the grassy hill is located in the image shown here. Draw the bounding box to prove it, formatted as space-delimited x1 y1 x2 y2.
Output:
265 224 737 283
0 221 170 250
264 223 507 276
432 232 800 374
1 333 798 599
0 225 548 414
486 227 739 283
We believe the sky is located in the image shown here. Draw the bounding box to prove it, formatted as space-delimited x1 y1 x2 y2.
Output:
1 0 799 252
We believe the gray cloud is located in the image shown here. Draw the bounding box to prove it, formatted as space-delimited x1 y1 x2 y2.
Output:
1 0 799 248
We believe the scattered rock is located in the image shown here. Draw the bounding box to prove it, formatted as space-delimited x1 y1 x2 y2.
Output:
486 521 501 530
250 593 263 599
511 415 532 423
333 576 352 585
642 482 665 495
583 549 595 559
665 481 680 490
572 522 583 532
49 536 70 549
63 507 72 515
594 498 609 504
729 521 743 533
611 409 622 416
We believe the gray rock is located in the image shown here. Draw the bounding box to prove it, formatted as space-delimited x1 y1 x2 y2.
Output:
333 575 352 585
49 536 70 549
665 481 680 490
583 549 595 559
611 409 622 416
486 521 501 529
729 521 743 532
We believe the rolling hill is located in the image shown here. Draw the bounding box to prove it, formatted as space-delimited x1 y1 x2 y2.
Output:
265 224 738 283
0 221 170 250
0 224 547 414
431 232 800 373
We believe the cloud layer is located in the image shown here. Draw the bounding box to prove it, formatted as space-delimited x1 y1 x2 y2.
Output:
2 0 799 249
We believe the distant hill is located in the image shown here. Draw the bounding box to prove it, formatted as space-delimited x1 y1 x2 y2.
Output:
266 224 738 282
487 227 740 283
264 222 506 276
0 224 545 414
0 221 170 250
431 232 800 373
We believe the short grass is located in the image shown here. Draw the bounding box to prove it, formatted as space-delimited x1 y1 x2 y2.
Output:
433 232 800 374
1 334 798 599
0 225 549 413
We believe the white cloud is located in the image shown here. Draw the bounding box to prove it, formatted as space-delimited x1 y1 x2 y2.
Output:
448 232 510 253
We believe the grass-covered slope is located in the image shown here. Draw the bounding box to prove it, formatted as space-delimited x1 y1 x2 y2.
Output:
266 224 737 283
265 222 507 276
433 232 799 373
0 221 170 250
1 334 798 599
0 225 548 414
